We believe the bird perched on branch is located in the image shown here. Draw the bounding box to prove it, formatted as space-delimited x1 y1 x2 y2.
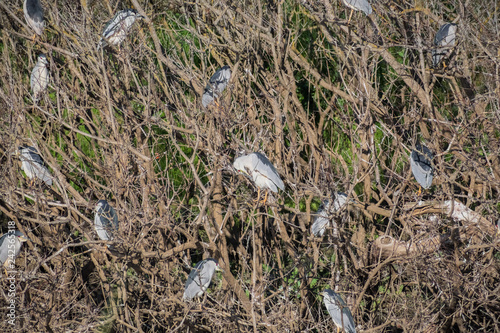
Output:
18 146 53 186
23 0 44 38
410 144 433 192
30 54 49 102
432 23 457 67
233 152 284 205
0 229 28 271
311 193 348 237
183 258 222 301
94 200 119 245
98 9 145 49
321 289 357 333
341 0 372 24
202 66 231 108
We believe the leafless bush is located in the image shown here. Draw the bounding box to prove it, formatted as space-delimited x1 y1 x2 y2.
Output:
0 0 499 332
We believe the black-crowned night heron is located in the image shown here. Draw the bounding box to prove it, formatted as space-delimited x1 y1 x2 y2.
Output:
321 289 357 333
432 23 457 67
19 146 53 186
30 54 49 102
341 0 372 24
23 0 44 37
233 152 284 205
311 193 348 237
98 9 145 49
202 66 231 108
94 200 119 245
0 229 28 270
410 144 433 192
183 258 222 301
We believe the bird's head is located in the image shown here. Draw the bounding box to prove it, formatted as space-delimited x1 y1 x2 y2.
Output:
320 289 334 301
128 9 145 20
96 200 107 212
233 158 249 177
37 54 48 66
215 261 224 272
11 146 23 157
14 230 28 242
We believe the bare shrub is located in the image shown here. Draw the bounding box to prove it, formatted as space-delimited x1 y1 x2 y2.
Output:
0 0 499 331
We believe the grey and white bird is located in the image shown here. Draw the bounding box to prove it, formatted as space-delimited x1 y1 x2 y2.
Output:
30 54 49 102
98 9 145 49
23 0 44 37
410 144 433 190
342 0 372 23
432 23 457 67
0 229 28 268
202 66 231 108
183 258 222 301
233 152 284 204
321 289 357 333
311 193 348 237
94 200 119 244
19 146 53 186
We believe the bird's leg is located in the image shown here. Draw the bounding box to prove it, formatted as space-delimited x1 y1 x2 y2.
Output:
214 99 221 116
3 260 9 275
259 190 269 205
200 292 208 311
416 185 422 196
347 9 354 25
336 327 340 333
253 188 261 203
194 298 203 312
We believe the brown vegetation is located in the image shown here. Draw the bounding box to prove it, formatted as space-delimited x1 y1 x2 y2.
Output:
0 0 499 332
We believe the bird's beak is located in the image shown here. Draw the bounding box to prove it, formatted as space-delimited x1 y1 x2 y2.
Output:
18 235 28 242
216 265 224 273
236 169 248 177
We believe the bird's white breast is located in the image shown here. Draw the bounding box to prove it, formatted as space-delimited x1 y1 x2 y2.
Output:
31 64 49 96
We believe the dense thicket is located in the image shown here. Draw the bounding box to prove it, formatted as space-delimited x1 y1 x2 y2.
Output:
0 0 499 332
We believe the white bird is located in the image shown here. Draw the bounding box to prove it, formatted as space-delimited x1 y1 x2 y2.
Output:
233 152 284 205
410 144 433 191
341 0 372 24
94 200 119 245
23 0 44 37
202 66 231 108
321 289 357 333
183 258 222 301
0 229 28 269
98 9 145 49
30 54 49 102
432 23 457 67
311 193 348 237
19 146 53 186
